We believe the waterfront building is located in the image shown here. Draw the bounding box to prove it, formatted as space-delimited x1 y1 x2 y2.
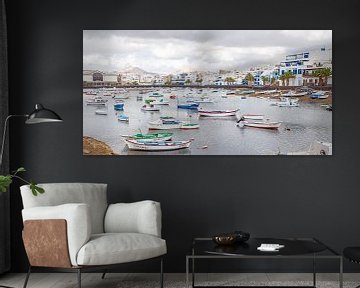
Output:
83 70 121 87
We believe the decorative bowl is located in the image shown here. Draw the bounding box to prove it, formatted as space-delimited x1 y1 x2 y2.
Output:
212 231 250 245
212 233 238 245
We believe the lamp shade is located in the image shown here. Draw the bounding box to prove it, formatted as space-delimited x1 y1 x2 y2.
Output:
25 104 63 124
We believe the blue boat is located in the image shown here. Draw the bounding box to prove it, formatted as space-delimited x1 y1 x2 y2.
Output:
114 103 124 111
118 114 129 122
177 103 199 110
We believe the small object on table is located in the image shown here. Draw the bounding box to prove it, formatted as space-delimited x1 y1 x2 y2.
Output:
212 230 250 245
257 243 285 252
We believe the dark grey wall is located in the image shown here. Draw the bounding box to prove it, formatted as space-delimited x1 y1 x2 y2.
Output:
5 0 360 273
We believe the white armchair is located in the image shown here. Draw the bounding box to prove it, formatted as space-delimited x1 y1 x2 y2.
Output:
20 183 166 288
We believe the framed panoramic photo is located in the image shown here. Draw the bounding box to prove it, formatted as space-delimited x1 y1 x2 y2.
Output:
83 30 332 156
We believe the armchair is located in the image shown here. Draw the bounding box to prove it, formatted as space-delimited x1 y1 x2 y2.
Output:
20 183 166 288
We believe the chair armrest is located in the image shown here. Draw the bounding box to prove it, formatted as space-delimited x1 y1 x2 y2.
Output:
22 203 91 266
104 200 162 237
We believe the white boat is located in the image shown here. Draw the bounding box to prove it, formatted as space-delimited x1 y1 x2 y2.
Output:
148 119 182 130
257 89 278 95
198 109 238 117
181 123 200 129
113 95 129 100
86 97 107 105
125 139 192 151
277 98 299 107
311 91 329 99
242 114 264 120
238 120 281 130
141 105 160 112
95 110 108 115
281 91 307 97
151 99 169 105
188 98 214 104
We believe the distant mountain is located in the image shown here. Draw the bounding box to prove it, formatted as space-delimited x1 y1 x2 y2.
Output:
119 66 158 75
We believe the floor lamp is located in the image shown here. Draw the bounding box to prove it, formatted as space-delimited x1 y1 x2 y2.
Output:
0 103 62 288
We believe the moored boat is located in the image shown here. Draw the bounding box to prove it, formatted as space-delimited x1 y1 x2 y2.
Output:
198 109 238 117
177 103 199 110
125 139 191 151
237 120 281 130
118 115 129 122
181 123 200 129
242 114 264 120
281 91 307 97
113 95 129 100
276 98 299 107
121 132 173 142
114 103 124 111
141 105 160 112
95 110 108 115
148 119 182 130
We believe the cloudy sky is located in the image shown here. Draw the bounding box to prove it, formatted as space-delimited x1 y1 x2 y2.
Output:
83 30 332 74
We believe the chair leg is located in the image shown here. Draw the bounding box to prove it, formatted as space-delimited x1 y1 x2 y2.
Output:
77 269 81 288
23 266 31 288
160 257 164 288
101 270 107 279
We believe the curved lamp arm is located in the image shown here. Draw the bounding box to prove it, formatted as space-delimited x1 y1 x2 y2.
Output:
0 114 28 169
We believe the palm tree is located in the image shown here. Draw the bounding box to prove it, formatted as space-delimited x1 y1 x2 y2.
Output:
261 76 270 86
279 74 286 86
244 73 255 86
283 71 295 86
225 77 236 85
270 77 276 86
320 67 332 86
185 79 191 85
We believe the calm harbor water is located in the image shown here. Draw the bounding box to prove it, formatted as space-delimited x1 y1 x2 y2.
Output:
83 88 332 155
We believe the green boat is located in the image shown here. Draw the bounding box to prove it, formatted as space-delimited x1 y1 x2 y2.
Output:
121 132 173 142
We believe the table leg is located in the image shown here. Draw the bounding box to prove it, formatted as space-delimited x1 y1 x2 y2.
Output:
192 257 195 288
186 257 189 288
313 254 316 287
339 257 343 288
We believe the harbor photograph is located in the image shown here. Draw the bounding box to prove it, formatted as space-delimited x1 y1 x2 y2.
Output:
83 30 332 156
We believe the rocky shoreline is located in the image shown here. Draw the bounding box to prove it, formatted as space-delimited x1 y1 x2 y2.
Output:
83 136 117 155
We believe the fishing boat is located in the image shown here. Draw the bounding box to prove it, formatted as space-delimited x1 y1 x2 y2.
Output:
256 89 278 95
238 120 281 130
86 97 107 106
121 132 173 142
177 103 199 110
226 91 236 95
188 98 213 103
148 92 164 98
113 95 129 100
148 119 182 130
242 114 264 120
85 90 97 96
181 123 200 129
151 99 169 105
113 103 124 111
125 139 192 151
198 109 238 117
311 91 329 99
95 110 108 115
277 98 299 107
141 105 159 112
281 91 307 97
118 115 129 122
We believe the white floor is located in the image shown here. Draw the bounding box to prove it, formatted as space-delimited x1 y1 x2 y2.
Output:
0 273 359 288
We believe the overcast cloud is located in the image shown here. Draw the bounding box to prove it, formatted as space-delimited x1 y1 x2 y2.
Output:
83 30 332 74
